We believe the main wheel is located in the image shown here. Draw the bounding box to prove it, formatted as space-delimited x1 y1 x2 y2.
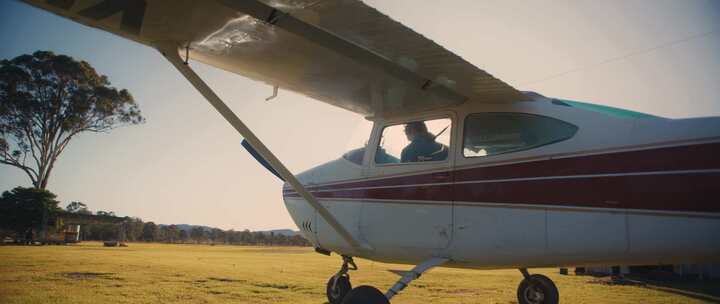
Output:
327 275 352 304
341 285 390 304
517 274 559 304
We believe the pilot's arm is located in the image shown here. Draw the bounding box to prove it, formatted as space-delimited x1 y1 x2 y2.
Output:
401 144 419 163
400 147 410 162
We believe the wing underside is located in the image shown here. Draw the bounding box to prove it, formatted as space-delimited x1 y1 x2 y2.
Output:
23 0 528 117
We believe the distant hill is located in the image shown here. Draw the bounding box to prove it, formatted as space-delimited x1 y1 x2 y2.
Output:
158 224 214 232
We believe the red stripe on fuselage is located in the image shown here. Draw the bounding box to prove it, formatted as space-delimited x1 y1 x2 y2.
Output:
453 172 719 212
454 142 720 182
283 142 720 213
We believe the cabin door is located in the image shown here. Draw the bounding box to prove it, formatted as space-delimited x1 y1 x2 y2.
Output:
360 115 455 250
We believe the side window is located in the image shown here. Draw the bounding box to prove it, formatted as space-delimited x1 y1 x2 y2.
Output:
375 118 451 164
463 113 577 157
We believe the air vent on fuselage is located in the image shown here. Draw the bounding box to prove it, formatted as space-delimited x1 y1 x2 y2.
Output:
301 220 313 233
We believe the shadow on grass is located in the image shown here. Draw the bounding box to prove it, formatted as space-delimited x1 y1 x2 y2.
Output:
623 275 720 303
639 280 720 303
61 272 125 281
208 277 247 283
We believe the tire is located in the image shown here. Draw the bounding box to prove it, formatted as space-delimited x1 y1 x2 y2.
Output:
341 285 390 304
517 274 559 304
327 275 352 304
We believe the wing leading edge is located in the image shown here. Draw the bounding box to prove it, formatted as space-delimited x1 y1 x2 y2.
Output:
23 0 527 118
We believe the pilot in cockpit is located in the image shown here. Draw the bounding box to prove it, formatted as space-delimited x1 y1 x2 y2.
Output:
401 121 448 162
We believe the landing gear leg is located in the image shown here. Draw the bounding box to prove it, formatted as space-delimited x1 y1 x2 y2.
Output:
341 257 449 304
326 255 356 304
517 268 559 304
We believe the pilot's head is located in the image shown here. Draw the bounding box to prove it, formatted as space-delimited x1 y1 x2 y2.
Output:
404 121 428 141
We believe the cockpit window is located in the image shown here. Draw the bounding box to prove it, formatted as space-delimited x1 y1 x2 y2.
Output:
375 118 451 164
463 113 577 157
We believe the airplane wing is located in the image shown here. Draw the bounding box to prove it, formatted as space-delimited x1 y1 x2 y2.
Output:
23 0 527 118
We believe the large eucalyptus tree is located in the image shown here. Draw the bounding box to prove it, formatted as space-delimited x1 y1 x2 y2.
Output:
0 51 144 189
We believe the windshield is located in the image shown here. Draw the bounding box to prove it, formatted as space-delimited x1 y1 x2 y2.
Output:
341 119 373 165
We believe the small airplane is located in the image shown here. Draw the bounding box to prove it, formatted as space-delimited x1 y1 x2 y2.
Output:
21 1 720 303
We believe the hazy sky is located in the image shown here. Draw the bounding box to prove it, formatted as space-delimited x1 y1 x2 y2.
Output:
1 0 719 230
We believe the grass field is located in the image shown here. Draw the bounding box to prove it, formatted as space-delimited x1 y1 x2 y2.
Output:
0 242 717 304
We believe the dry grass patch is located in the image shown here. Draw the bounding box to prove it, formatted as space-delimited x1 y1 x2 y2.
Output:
0 242 717 304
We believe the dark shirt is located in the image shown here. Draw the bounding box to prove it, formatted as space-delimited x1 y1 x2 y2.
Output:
401 134 447 162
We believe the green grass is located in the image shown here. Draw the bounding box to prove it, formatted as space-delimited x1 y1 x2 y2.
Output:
0 242 716 303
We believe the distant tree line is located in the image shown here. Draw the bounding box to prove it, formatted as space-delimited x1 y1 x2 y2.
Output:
0 186 310 247
80 219 310 246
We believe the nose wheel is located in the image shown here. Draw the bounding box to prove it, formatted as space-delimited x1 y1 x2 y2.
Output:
341 285 390 304
327 275 352 304
517 269 559 304
327 255 357 304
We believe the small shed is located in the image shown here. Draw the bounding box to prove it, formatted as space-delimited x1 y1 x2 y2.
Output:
64 224 81 243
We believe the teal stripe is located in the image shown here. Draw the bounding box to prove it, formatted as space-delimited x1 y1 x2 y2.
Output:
557 99 658 119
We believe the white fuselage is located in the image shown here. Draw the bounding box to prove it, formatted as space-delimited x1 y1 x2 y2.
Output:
283 99 720 269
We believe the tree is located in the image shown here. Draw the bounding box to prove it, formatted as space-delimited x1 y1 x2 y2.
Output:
125 217 144 241
190 226 205 244
240 229 252 244
83 222 117 241
65 201 90 214
178 229 189 243
142 221 158 242
0 187 60 240
0 51 144 189
254 231 266 245
209 228 225 244
165 224 179 243
96 210 116 217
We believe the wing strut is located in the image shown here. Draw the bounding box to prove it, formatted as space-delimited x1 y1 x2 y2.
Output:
385 257 450 300
157 42 370 252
